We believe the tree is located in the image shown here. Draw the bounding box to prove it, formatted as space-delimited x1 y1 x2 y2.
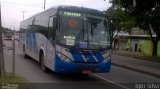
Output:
111 0 160 56
105 5 135 48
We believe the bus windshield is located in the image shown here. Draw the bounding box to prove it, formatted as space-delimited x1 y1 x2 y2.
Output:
58 11 110 50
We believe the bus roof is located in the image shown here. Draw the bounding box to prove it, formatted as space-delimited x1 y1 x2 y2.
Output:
21 5 105 25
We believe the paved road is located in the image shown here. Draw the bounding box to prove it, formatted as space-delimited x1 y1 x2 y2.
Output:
112 53 160 78
3 40 160 89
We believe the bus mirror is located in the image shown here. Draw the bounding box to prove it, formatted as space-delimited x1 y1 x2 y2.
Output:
53 17 57 30
104 19 108 28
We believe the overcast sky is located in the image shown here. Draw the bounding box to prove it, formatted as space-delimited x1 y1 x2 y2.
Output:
1 0 111 30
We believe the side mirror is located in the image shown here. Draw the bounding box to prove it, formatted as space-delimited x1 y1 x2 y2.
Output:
105 19 112 48
53 17 57 30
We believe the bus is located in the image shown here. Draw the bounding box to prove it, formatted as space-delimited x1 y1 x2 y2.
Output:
19 5 111 73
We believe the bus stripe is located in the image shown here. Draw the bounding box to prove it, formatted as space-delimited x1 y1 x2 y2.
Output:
92 53 99 62
80 53 88 62
81 51 97 63
93 52 104 62
70 50 86 62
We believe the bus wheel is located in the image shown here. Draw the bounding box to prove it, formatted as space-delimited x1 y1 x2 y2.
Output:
40 53 49 72
23 45 29 58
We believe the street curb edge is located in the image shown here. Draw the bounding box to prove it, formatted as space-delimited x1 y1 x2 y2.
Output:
112 63 160 79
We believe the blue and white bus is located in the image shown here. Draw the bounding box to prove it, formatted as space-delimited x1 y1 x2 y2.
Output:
19 5 111 73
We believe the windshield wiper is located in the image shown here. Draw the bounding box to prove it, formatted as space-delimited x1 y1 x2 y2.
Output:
90 22 97 38
76 19 85 40
75 20 85 48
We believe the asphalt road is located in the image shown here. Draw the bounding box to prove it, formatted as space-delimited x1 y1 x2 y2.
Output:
3 40 160 89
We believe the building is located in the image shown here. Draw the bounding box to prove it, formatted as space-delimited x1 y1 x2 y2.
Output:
113 27 160 56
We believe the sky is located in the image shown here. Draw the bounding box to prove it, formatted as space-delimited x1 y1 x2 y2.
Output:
1 0 111 30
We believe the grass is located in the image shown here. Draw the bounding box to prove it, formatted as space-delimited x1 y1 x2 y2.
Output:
113 50 160 63
0 73 27 83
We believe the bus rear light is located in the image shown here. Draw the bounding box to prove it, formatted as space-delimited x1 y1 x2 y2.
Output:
82 70 92 74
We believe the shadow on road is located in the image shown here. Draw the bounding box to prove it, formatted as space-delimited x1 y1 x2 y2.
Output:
51 73 97 81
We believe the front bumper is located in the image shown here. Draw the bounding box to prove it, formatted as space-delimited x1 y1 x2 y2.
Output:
54 55 111 73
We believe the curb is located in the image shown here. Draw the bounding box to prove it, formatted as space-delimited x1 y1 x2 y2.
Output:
112 52 148 60
112 63 160 79
112 52 160 63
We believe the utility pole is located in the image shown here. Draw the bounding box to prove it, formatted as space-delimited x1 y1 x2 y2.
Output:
21 11 25 20
12 19 15 76
0 2 5 77
44 0 46 10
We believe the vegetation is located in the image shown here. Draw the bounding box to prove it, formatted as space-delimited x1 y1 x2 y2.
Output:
105 5 135 39
111 0 160 56
0 73 28 89
0 73 27 83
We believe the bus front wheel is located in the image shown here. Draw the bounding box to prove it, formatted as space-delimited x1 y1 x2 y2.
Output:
23 45 29 58
40 53 49 72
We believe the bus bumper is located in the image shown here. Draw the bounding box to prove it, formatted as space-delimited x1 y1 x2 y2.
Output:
54 55 111 73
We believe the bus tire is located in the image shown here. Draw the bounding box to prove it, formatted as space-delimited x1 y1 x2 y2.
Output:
40 52 49 72
23 45 29 58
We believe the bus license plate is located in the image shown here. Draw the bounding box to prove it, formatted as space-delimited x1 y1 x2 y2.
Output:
82 70 92 74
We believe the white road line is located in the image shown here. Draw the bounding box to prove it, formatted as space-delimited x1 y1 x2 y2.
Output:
93 74 130 89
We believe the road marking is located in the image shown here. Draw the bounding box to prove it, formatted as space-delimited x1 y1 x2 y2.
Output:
93 74 130 89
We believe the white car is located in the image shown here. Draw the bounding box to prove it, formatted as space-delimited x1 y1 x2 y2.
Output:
14 33 19 40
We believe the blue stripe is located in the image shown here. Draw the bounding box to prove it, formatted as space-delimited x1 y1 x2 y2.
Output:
32 33 38 53
26 33 38 53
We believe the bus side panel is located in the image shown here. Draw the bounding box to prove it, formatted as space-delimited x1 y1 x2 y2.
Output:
19 7 57 70
20 31 56 71
36 33 56 70
19 33 26 53
25 32 39 60
45 37 56 71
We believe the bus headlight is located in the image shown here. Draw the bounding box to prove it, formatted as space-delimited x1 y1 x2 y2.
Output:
103 56 111 63
57 52 71 62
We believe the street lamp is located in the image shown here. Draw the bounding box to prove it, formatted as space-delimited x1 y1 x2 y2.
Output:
44 0 46 10
21 11 25 20
0 1 5 77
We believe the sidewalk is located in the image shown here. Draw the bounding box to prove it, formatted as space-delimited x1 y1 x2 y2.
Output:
112 51 160 78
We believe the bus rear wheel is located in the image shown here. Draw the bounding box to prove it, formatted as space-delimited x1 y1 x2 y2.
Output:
40 53 49 72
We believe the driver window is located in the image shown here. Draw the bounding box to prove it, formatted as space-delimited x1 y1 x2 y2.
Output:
48 16 54 42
